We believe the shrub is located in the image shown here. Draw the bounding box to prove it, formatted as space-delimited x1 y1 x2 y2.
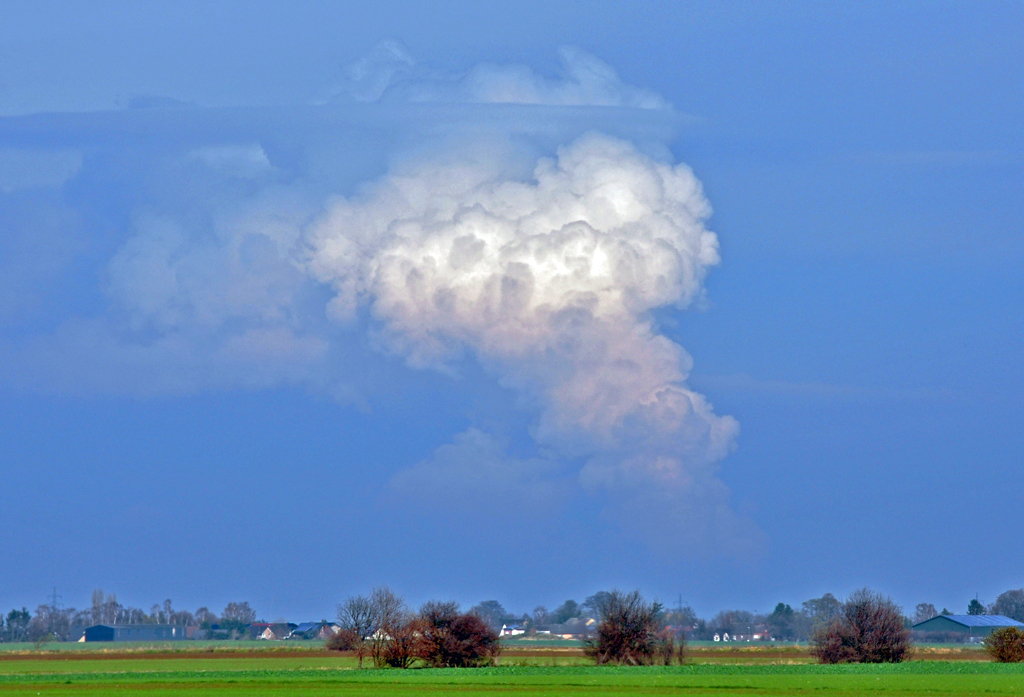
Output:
985 627 1024 662
377 620 418 668
811 588 912 664
655 626 685 665
414 601 501 667
325 627 360 651
583 590 676 665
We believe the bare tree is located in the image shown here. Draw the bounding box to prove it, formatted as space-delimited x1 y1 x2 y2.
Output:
89 589 124 626
194 607 217 626
28 604 75 643
369 586 408 668
221 601 256 638
913 603 937 624
811 589 911 664
337 595 375 639
125 606 149 624
336 594 376 667
711 609 754 638
990 589 1024 622
90 589 105 625
370 586 405 629
222 601 256 624
336 586 408 668
532 606 550 626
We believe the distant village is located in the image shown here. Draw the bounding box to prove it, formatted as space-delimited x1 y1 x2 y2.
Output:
3 587 1024 645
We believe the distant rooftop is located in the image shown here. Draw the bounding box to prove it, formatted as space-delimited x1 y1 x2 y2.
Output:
914 614 1024 628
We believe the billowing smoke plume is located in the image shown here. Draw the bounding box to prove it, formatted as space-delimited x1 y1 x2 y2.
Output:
306 133 756 554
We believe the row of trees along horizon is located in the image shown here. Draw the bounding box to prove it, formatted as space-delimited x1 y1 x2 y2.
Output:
0 592 256 643
3 586 1024 646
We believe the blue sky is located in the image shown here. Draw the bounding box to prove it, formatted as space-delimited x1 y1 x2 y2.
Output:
1 1 1021 621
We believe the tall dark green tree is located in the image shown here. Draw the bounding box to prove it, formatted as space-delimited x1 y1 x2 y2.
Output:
553 599 580 623
768 603 797 640
469 600 508 631
582 592 614 619
4 608 30 643
968 599 986 615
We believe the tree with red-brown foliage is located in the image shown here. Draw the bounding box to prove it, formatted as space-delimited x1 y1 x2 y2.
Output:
375 619 419 668
414 601 501 667
324 627 360 651
811 589 912 664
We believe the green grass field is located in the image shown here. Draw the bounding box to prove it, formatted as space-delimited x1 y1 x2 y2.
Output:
0 652 1021 696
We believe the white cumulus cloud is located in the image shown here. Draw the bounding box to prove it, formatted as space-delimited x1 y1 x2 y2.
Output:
306 133 754 554
327 42 670 110
0 45 757 556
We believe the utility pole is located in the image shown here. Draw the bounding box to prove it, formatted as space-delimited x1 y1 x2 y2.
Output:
49 587 62 610
47 587 62 636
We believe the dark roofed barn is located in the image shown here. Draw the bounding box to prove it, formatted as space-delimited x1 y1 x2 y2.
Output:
83 624 189 641
84 625 115 642
912 615 1024 640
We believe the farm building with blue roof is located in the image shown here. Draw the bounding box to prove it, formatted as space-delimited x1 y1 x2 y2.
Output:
912 614 1024 639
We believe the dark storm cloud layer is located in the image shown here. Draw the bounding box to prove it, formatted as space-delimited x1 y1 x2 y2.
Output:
0 47 761 557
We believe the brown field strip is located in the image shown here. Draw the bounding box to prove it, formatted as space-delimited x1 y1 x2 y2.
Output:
0 644 991 663
0 650 337 662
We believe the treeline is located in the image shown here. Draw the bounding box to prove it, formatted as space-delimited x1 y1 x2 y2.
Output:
5 585 1024 646
461 587 1024 642
456 591 845 642
910 588 1024 624
326 587 958 667
0 591 257 643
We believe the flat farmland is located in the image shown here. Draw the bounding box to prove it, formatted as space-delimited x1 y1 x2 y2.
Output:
0 645 1020 696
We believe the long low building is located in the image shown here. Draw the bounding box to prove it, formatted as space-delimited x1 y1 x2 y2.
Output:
84 624 189 641
912 614 1024 639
